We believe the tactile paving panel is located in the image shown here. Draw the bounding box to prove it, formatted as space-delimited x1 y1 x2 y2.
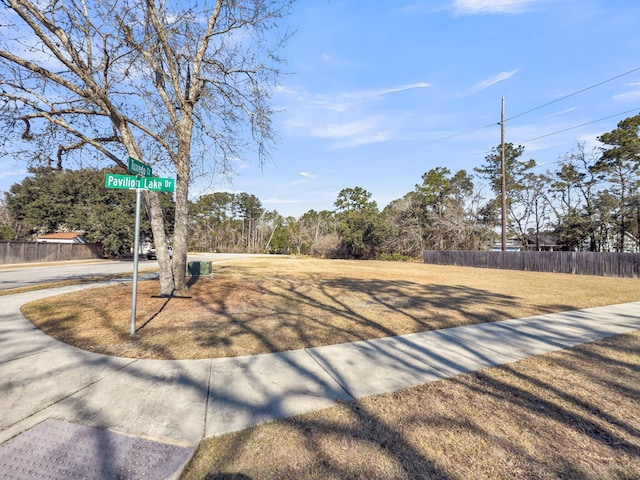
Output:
0 418 194 479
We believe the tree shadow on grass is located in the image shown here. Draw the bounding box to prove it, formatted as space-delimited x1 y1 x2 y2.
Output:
137 296 172 332
189 275 578 358
204 474 252 480
186 333 640 479
187 394 455 479
20 264 610 363
6 279 640 480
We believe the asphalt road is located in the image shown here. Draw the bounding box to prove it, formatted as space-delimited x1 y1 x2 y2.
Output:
0 259 154 291
0 253 263 291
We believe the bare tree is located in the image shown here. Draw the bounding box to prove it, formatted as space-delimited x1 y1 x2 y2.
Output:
381 195 423 257
508 171 552 250
0 0 293 294
550 142 602 250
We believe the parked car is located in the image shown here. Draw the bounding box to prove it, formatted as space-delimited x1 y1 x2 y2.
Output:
147 246 173 260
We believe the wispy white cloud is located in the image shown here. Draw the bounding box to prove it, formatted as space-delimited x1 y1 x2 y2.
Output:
230 157 250 171
290 171 318 186
333 130 393 149
548 107 577 116
400 2 451 14
320 53 354 68
311 118 381 139
613 89 640 103
281 82 430 113
309 116 393 148
457 69 519 97
346 82 431 99
452 0 544 15
276 82 430 148
473 69 519 91
277 82 430 110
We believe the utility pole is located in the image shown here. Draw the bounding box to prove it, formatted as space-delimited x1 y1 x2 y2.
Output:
500 97 507 252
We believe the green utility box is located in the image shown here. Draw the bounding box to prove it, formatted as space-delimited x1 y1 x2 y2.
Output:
187 261 213 277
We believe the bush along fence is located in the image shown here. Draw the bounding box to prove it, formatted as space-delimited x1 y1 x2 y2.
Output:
0 241 104 264
423 250 640 278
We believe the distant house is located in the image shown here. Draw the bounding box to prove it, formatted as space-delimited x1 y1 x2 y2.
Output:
36 232 90 244
582 224 640 253
491 233 560 252
594 230 640 253
525 233 561 251
491 235 525 252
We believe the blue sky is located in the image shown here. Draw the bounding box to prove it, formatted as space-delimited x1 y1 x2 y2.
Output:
3 0 640 218
221 0 640 217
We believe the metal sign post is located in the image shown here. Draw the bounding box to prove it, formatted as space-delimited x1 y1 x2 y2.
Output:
104 157 174 336
131 187 142 336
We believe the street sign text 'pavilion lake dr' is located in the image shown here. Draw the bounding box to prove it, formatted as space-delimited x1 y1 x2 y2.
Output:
105 156 175 193
105 173 175 193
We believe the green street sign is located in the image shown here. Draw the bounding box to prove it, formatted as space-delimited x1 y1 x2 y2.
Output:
105 173 175 193
139 176 175 193
128 156 152 177
105 173 140 190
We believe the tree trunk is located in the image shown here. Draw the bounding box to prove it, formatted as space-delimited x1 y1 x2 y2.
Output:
144 190 176 296
172 151 191 291
120 128 175 295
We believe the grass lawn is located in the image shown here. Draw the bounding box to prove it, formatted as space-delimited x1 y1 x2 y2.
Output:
183 331 640 479
21 256 640 359
18 255 640 479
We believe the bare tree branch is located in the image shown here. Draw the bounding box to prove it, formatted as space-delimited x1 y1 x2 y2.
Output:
0 0 294 294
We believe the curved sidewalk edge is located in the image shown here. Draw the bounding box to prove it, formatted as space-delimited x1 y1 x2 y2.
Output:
1 285 639 452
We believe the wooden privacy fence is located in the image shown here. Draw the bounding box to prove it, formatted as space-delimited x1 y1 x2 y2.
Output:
0 241 104 264
423 250 640 278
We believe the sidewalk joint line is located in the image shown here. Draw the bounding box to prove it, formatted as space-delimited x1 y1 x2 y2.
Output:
304 348 356 400
202 359 214 440
0 344 66 365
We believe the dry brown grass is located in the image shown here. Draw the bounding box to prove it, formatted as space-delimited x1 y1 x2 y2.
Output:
17 256 640 478
182 331 640 479
22 256 640 359
183 332 640 480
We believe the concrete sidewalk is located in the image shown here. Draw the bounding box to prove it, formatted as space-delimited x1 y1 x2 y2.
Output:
1 284 639 478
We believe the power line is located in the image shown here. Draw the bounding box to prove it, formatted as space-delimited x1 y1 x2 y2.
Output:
256 68 640 212
520 107 640 143
414 122 496 147
505 66 640 122
414 66 640 148
286 107 640 201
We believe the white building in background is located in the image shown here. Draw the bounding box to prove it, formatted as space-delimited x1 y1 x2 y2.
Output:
36 232 89 244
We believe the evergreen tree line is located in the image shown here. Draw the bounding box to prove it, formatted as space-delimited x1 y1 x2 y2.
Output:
3 114 640 258
1 167 175 257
